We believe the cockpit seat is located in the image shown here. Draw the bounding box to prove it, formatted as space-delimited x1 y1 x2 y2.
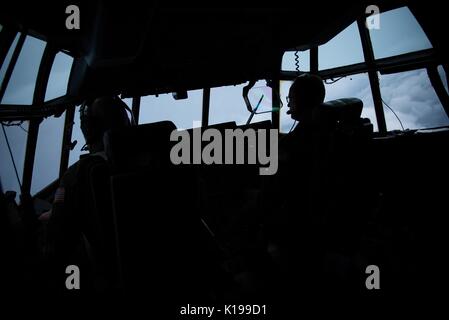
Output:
306 98 375 289
103 121 220 300
104 120 176 172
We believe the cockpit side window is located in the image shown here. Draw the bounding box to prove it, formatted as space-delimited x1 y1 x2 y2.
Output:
1 33 46 200
1 35 45 105
0 31 76 195
0 33 21 92
0 121 28 202
319 21 364 70
369 6 432 59
45 52 74 101
379 69 449 131
31 112 66 195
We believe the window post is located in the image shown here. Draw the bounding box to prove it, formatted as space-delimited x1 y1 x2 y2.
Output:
22 44 55 197
202 88 210 127
132 96 141 125
357 18 387 134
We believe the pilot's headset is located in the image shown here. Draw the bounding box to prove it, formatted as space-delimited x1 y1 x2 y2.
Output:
80 96 136 151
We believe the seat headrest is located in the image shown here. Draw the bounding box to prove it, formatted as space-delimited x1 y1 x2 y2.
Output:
318 98 363 124
104 121 177 171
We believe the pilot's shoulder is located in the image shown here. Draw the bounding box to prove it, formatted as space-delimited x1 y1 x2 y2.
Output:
60 153 108 187
59 162 80 187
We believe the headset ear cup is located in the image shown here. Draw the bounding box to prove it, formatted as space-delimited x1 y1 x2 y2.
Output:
80 97 134 147
80 99 100 145
80 101 90 144
115 96 135 126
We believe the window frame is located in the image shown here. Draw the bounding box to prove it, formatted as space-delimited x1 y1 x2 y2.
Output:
2 6 448 198
0 29 77 199
279 6 449 135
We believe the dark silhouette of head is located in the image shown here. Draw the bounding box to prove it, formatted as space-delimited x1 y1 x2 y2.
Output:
287 74 325 125
80 96 131 153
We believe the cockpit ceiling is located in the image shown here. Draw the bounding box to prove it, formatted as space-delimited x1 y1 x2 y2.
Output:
0 1 431 96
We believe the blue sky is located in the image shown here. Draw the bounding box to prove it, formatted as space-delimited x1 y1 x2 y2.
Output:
1 6 449 201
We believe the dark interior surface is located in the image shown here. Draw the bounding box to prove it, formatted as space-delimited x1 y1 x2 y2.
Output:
3 1 444 99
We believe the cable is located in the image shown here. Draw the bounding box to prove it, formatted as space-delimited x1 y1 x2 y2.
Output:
254 108 280 115
81 143 89 152
377 73 405 131
1 123 22 190
294 51 300 73
1 121 28 132
18 124 28 133
381 98 405 131
1 120 28 133
245 94 264 125
324 77 345 84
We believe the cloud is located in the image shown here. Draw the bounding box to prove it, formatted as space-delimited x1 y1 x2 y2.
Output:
379 69 449 130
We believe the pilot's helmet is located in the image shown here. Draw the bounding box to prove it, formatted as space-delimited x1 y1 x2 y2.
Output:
80 96 131 145
287 74 325 120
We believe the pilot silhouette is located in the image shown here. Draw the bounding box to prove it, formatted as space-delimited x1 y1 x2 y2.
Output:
41 96 131 291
